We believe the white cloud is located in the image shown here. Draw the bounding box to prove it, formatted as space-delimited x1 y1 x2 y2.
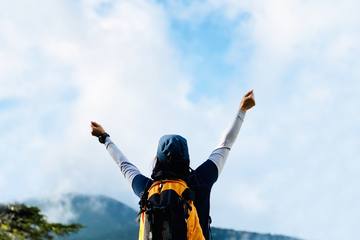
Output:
161 0 360 239
0 0 227 204
40 195 78 224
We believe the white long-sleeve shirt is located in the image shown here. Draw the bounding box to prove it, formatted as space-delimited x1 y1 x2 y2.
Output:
103 109 246 185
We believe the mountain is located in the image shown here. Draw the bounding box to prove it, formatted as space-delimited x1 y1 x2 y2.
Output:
27 193 301 240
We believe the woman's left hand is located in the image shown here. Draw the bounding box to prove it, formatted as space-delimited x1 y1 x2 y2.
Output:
91 121 106 137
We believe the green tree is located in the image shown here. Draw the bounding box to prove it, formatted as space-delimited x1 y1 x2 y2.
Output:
0 203 82 240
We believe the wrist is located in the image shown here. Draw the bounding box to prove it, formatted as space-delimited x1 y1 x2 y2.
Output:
238 108 246 120
98 132 110 144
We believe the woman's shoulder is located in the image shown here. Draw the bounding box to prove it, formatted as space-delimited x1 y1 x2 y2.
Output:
187 160 219 190
132 174 152 198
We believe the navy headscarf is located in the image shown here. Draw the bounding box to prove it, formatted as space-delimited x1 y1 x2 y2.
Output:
151 134 190 180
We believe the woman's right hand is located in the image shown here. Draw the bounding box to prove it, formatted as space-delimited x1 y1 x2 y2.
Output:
240 90 256 112
91 121 106 137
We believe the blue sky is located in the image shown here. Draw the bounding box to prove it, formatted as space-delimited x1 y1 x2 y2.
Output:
1 1 360 239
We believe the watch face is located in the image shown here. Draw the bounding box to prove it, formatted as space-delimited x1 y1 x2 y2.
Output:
99 133 109 143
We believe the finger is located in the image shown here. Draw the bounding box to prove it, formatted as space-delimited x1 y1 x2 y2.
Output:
245 97 255 106
249 95 255 101
244 89 254 97
248 92 255 99
245 95 254 100
251 98 256 106
91 121 100 127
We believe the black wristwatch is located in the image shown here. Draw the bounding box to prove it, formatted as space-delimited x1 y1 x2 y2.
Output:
98 132 110 144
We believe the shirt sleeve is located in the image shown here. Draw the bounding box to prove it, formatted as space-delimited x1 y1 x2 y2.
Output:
192 160 219 188
132 174 152 198
104 137 142 185
208 109 246 175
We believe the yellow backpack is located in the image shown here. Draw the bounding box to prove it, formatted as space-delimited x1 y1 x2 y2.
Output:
138 179 205 240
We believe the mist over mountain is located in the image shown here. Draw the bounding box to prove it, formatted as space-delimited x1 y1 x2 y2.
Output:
27 193 301 240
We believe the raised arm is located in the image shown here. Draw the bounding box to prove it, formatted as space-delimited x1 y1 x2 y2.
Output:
90 122 141 184
208 90 255 175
